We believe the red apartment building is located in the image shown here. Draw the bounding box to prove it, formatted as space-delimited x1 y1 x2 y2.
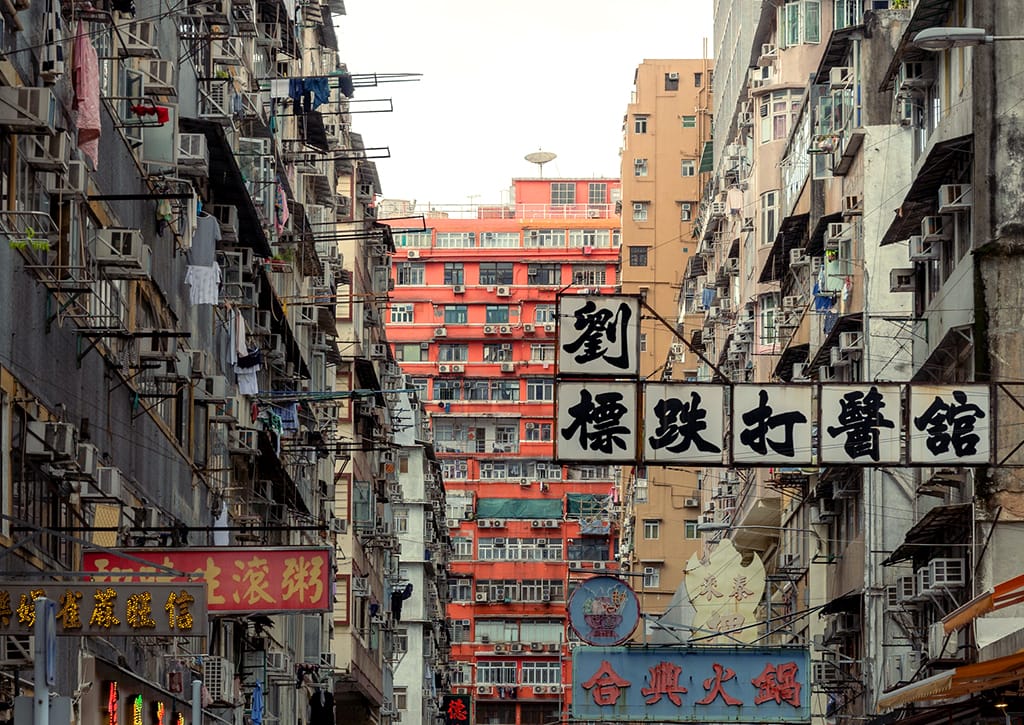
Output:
383 177 621 724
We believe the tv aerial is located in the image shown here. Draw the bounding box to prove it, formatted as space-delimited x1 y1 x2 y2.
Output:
525 150 557 178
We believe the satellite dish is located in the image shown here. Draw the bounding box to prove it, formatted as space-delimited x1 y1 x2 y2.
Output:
525 150 557 177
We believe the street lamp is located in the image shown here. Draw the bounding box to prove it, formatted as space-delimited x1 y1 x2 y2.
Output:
912 27 1024 51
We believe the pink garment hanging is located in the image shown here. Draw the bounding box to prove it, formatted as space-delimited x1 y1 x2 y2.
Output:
72 20 101 169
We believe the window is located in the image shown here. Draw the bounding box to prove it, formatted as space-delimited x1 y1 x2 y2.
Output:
685 520 700 539
444 305 468 324
780 0 821 47
572 266 607 286
438 344 468 362
479 262 514 285
485 305 510 324
525 422 552 441
694 72 703 86
760 293 779 344
629 246 650 266
477 661 517 685
760 89 803 143
680 159 696 177
483 343 513 362
450 618 471 642
434 379 462 401
632 202 649 222
664 72 679 91
408 376 427 394
525 229 565 248
568 229 611 248
444 262 464 285
480 231 520 248
639 333 647 352
680 202 694 221
394 687 407 722
681 115 696 128
393 628 408 653
550 182 576 205
643 565 661 588
394 508 409 533
534 305 556 323
491 380 520 402
442 458 468 480
526 378 554 401
588 183 607 205
395 343 423 362
465 379 489 401
396 262 424 285
643 519 661 539
633 115 649 134
393 229 431 248
521 662 562 685
527 263 561 286
448 578 473 602
760 190 779 246
634 158 648 177
390 303 414 323
435 231 476 248
530 344 556 362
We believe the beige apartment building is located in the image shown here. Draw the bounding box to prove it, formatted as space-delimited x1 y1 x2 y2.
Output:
617 59 713 628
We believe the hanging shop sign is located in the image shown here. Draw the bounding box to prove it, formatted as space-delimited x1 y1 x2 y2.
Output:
554 381 994 467
571 646 811 722
82 547 332 613
567 575 641 646
558 295 641 378
441 694 471 725
0 582 206 637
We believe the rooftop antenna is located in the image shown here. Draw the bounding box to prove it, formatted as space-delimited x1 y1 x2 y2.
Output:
525 150 557 178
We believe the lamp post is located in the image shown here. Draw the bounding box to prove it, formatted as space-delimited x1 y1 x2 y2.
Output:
912 27 1024 51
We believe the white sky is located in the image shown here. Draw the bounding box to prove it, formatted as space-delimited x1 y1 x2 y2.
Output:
337 0 713 206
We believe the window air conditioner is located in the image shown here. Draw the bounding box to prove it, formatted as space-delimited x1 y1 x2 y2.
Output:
938 184 972 213
684 497 700 507
920 215 949 242
500 362 515 372
483 325 497 334
907 235 938 262
26 132 69 171
406 249 420 259
829 66 853 88
0 87 58 132
496 286 511 297
453 284 465 293
433 327 447 337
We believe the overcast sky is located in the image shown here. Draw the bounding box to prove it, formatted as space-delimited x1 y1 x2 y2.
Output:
337 0 713 206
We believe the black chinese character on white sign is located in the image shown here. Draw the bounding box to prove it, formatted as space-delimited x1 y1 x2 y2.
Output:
562 389 631 454
648 391 722 455
913 389 987 458
738 389 808 459
825 386 896 462
563 300 632 370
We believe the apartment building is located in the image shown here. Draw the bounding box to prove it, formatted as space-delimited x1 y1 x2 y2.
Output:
617 59 713 625
383 178 621 724
0 1 445 724
695 0 1024 723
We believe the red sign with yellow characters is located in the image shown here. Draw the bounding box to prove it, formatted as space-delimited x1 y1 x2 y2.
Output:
83 547 332 614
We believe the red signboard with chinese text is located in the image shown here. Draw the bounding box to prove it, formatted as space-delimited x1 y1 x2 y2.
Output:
442 694 471 725
82 547 332 613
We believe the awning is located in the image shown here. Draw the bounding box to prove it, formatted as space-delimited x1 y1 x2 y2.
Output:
877 650 1024 711
758 213 809 284
878 136 972 246
943 573 1024 634
881 503 971 566
877 0 957 93
698 140 715 174
821 589 862 616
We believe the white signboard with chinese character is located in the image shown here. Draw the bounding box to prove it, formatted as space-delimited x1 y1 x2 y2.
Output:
909 385 991 464
556 381 638 462
642 384 726 464
732 385 813 465
820 384 903 464
558 295 641 377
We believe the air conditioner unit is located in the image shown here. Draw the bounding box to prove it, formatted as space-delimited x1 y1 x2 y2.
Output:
25 421 78 460
760 43 777 59
812 661 840 685
838 332 862 352
498 325 512 334
825 222 852 249
230 428 259 454
407 249 420 259
684 497 700 507
897 97 916 126
896 575 917 602
453 284 465 294
829 66 854 88
830 346 849 367
483 325 497 334
434 327 447 337
476 686 493 696
819 364 836 382
938 184 972 213
890 267 915 293
447 364 463 373
749 65 773 88
95 228 148 271
509 643 523 652
77 442 100 479
139 59 176 96
496 286 511 297
789 248 808 266
920 215 950 242
710 201 727 217
543 322 556 332
490 519 506 528
88 466 123 499
907 235 938 261
328 518 347 534
915 567 933 598
523 323 536 333
119 20 158 56
46 160 88 197
928 621 963 660
592 561 606 571
792 362 809 380
494 587 507 600
446 518 460 528
667 72 680 81
26 132 69 171
369 343 387 359
202 656 234 704
929 558 965 588
842 195 863 217
643 566 656 576
477 520 492 529
898 61 932 90
532 686 546 695
782 295 803 310
0 87 57 132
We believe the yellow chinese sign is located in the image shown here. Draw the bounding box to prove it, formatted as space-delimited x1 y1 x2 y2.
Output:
685 540 766 644
82 547 332 613
0 582 207 637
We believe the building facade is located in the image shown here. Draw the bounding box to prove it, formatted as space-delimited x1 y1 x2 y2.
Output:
617 59 713 626
383 178 621 724
696 0 1024 724
0 1 437 724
